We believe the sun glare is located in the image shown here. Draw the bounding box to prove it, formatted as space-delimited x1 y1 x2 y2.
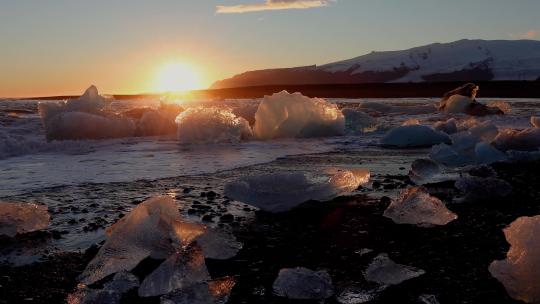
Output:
154 62 203 93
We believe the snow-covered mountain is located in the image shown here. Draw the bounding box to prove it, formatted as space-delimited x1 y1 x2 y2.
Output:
211 39 540 89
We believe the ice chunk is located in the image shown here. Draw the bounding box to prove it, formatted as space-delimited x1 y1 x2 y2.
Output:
455 176 512 201
272 267 334 300
364 253 425 286
68 272 139 304
342 108 378 133
0 202 50 237
419 294 441 304
402 119 420 126
176 107 252 144
489 215 540 303
488 100 511 114
44 112 135 141
383 187 457 227
138 245 210 297
195 229 243 260
79 196 205 284
160 277 236 304
336 287 380 304
469 121 498 142
381 125 451 148
224 170 369 213
532 116 540 128
137 110 177 136
493 128 540 151
474 142 508 165
442 95 474 113
38 86 136 141
409 159 456 185
253 91 345 139
433 118 458 134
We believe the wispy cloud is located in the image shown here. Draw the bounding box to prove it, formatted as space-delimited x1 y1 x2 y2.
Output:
216 0 334 14
510 29 538 40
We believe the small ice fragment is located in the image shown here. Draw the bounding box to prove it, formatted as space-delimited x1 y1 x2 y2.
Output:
364 253 425 286
336 287 380 304
409 159 443 185
138 245 210 297
79 196 205 285
402 119 420 126
253 91 345 139
455 176 512 201
383 187 457 227
67 272 139 304
474 142 508 165
489 215 540 303
342 108 378 133
160 277 236 304
469 121 498 142
381 125 451 148
355 248 373 256
0 202 50 237
419 294 440 304
272 267 334 300
532 116 540 128
433 118 457 135
195 229 243 260
175 107 252 144
105 271 140 293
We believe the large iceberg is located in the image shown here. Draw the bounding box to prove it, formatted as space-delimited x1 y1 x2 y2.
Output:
364 253 425 286
383 187 457 227
176 107 252 144
38 86 136 141
438 83 504 115
380 125 451 148
253 91 345 139
224 169 370 213
489 215 540 303
272 267 334 300
0 201 50 237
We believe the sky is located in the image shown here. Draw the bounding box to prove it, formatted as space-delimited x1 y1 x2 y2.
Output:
1 0 539 97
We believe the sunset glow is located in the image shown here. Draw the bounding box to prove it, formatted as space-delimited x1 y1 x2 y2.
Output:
153 62 204 93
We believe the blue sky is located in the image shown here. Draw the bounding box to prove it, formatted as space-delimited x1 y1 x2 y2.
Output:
1 0 539 96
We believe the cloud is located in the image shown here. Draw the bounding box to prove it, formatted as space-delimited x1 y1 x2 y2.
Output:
510 29 538 39
216 0 334 14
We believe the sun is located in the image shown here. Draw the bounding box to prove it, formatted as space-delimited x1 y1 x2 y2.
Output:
153 62 203 92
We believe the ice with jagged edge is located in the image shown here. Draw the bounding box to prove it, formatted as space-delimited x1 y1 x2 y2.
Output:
38 86 136 141
364 253 425 286
408 158 457 185
253 91 345 139
380 125 451 148
224 169 370 213
342 108 378 134
272 267 334 300
383 187 457 227
138 245 210 297
68 271 139 304
176 107 252 144
489 215 540 303
0 201 50 237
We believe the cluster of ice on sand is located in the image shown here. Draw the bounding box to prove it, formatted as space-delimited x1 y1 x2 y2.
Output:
176 107 252 144
77 196 241 302
380 125 451 148
489 215 540 303
408 159 456 185
455 176 512 201
253 91 345 139
364 253 425 286
272 267 334 300
224 169 370 213
358 101 437 115
39 86 136 141
342 108 378 133
493 127 540 152
430 121 508 166
0 202 50 237
383 187 457 227
68 272 139 304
